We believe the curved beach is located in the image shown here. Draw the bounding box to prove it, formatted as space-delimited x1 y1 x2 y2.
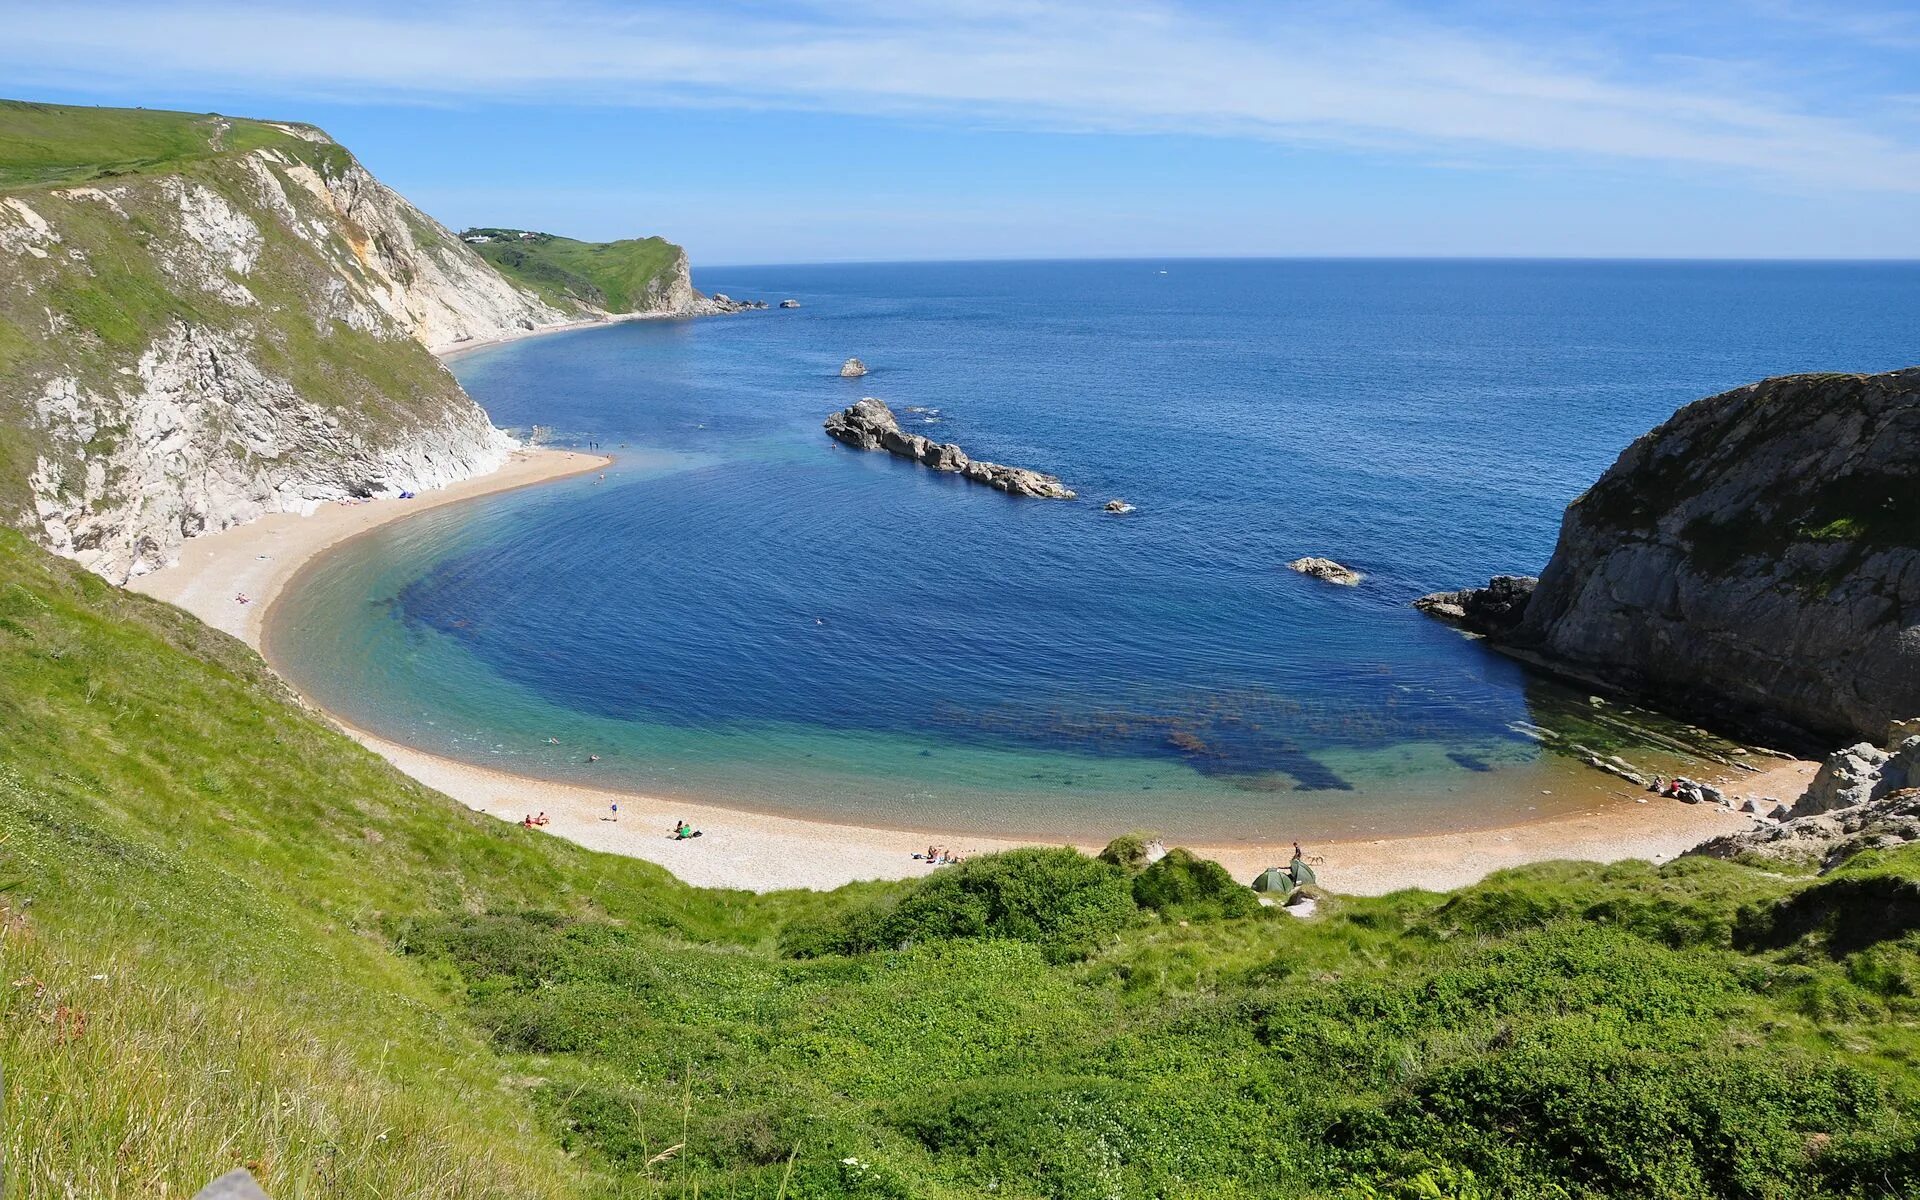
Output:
127 443 1786 893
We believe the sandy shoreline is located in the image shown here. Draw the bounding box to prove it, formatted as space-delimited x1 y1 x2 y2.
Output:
127 445 1784 895
432 308 700 361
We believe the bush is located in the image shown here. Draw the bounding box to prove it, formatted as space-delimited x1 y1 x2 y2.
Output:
1132 848 1261 921
784 847 1136 961
1098 831 1161 873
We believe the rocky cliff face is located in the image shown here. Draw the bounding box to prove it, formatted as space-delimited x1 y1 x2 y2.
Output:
0 111 571 582
1452 369 1920 747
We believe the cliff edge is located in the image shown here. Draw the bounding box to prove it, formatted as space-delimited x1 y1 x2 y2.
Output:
0 100 576 581
1427 368 1919 747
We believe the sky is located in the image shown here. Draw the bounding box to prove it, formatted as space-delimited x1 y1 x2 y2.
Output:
5 1 1919 264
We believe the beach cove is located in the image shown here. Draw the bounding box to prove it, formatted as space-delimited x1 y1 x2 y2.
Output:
128 438 1784 894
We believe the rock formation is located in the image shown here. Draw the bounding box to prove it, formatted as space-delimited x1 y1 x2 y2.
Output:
1416 369 1920 746
824 399 1076 499
780 299 801 309
1288 557 1363 586
1413 575 1536 634
1792 738 1919 818
1690 737 1920 869
841 357 869 378
1105 499 1135 514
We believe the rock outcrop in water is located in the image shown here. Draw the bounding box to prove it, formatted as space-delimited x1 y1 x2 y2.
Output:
840 357 868 378
1417 369 1920 746
1414 575 1537 634
1288 557 1363 586
824 399 1076 499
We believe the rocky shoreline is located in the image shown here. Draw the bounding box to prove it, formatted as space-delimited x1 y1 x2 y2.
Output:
824 398 1076 499
1412 368 1919 752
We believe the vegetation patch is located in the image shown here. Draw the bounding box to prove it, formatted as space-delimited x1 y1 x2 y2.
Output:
462 228 685 315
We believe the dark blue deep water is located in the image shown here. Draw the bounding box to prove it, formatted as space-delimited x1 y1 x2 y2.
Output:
272 260 1920 842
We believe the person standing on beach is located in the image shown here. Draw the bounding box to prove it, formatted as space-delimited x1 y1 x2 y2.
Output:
610 802 618 823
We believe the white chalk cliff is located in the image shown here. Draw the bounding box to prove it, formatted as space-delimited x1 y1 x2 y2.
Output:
0 111 669 582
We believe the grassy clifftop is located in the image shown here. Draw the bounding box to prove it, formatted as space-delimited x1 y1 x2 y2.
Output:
6 522 1920 1197
462 228 695 315
0 99 316 190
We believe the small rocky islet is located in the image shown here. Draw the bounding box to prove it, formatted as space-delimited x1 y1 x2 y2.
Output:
1288 556 1364 586
823 398 1076 499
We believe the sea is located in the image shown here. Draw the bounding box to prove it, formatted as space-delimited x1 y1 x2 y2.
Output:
267 259 1920 846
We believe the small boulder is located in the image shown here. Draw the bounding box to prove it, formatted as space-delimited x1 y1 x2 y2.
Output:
1104 499 1135 514
780 299 801 308
840 357 868 378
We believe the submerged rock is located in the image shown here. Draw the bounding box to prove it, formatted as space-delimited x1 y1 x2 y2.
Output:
1288 556 1363 586
840 357 868 378
824 398 1075 499
780 299 801 308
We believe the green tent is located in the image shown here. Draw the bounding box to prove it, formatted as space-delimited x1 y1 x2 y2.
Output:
1251 866 1292 894
1289 856 1317 887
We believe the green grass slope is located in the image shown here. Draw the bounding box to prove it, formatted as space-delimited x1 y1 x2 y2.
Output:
6 523 1920 1197
0 99 309 190
462 229 689 315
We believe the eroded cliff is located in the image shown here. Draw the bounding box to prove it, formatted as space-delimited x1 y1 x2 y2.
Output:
0 101 570 581
1427 369 1920 746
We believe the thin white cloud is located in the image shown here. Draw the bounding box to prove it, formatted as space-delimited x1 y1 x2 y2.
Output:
6 0 1919 191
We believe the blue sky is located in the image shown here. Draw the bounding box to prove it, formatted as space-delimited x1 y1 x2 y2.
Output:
6 1 1919 263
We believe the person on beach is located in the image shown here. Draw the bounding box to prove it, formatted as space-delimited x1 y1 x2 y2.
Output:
672 820 701 840
610 802 618 822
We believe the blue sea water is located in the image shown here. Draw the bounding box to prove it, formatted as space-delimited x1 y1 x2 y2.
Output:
270 259 1920 843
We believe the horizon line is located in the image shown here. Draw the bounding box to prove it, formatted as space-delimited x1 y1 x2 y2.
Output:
693 252 1920 271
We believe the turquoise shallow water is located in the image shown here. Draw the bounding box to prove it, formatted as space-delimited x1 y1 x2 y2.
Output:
268 259 1920 842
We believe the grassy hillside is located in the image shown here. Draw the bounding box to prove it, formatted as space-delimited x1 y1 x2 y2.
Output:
5 524 1920 1197
0 99 311 190
463 228 689 315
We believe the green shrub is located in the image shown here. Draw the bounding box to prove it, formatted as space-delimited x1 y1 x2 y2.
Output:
784 847 1136 962
1098 831 1160 872
1132 847 1261 921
